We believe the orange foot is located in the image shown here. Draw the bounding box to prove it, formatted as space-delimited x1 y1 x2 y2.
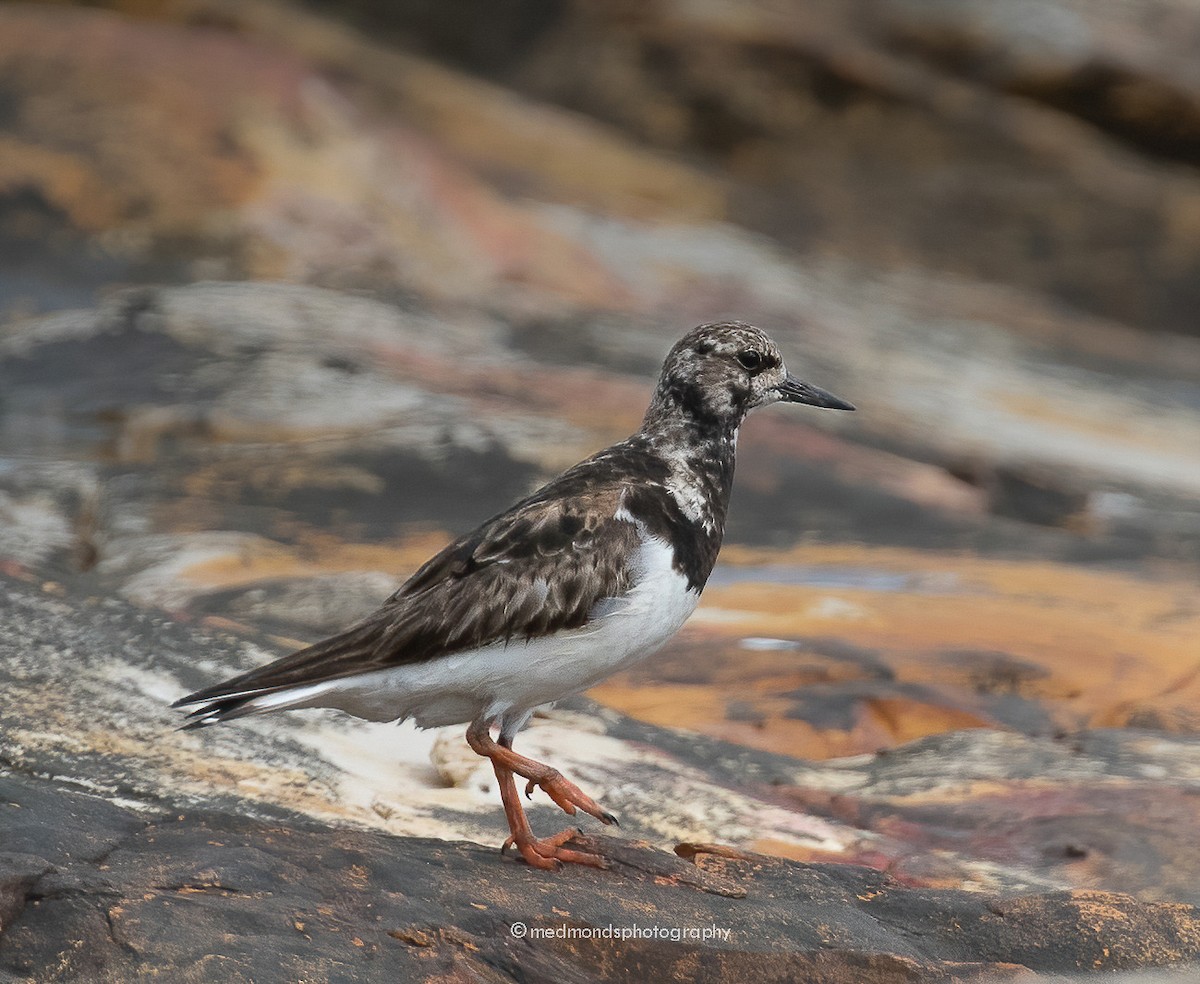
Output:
502 827 609 870
523 769 619 827
466 720 621 871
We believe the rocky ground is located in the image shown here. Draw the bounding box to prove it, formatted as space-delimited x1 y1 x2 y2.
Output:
2 0 1199 980
11 771 1200 984
5 572 1200 983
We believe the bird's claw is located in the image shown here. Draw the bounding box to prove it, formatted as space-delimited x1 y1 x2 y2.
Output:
501 827 608 870
521 770 617 827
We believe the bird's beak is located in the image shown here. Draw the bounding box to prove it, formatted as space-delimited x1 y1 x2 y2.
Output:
776 373 856 411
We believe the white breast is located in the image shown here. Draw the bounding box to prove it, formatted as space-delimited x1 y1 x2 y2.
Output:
268 534 700 730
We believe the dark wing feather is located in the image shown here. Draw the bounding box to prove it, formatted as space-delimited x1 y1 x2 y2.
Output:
375 490 638 659
174 480 642 709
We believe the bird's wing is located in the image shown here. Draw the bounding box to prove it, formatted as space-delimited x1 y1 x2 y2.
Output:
174 482 643 705
377 486 642 658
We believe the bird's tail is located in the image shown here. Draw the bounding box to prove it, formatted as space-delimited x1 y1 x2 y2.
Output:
172 618 383 729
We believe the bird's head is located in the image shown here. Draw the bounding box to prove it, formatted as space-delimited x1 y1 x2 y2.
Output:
646 322 855 433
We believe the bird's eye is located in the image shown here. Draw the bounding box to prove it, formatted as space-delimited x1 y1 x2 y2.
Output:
737 349 764 372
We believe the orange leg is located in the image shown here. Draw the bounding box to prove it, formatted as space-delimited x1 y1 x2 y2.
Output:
467 720 616 869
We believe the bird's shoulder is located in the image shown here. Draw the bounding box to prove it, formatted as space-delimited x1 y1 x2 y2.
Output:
396 438 665 597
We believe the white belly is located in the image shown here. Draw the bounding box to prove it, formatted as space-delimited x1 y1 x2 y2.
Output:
267 536 699 728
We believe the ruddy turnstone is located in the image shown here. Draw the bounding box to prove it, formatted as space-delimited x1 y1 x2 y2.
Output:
175 322 854 869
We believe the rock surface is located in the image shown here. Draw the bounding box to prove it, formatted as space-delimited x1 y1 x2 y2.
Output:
5 568 1200 980
0 282 1196 763
2 0 1199 978
6 771 1200 983
338 0 1200 337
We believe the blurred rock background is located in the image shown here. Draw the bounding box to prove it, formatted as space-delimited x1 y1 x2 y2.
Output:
1 0 1200 973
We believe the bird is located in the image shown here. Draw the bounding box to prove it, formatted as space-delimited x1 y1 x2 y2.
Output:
174 321 855 869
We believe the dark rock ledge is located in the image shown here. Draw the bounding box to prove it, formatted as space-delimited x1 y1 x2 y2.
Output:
2 569 1200 981
2 771 1200 984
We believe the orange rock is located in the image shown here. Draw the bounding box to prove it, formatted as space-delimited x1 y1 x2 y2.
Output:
592 545 1200 758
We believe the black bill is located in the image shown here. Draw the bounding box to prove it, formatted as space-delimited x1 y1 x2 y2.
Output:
776 374 856 411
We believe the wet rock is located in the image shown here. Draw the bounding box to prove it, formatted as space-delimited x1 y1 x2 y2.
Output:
772 728 1200 906
593 544 1200 759
429 0 1200 336
0 282 1196 815
2 282 1197 614
5 565 1200 921
4 0 1200 531
0 566 881 866
949 462 1092 528
0 3 720 317
4 773 1200 981
880 0 1200 164
189 572 397 637
0 7 1198 972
